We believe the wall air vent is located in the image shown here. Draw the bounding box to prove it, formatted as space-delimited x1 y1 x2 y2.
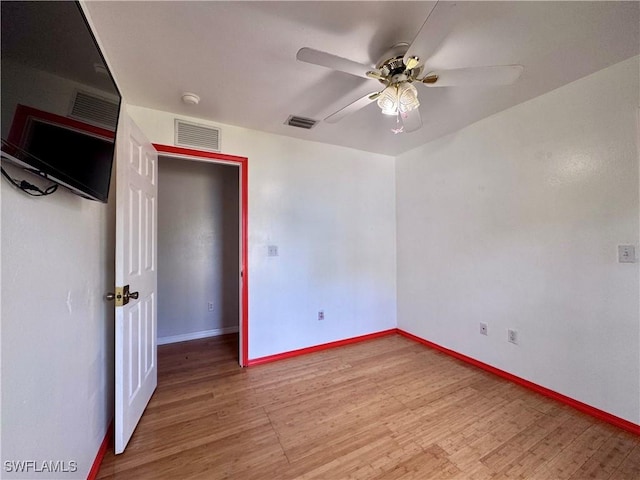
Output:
285 115 317 129
69 90 119 130
174 119 220 152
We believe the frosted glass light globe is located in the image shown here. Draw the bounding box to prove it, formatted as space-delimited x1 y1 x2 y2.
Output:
377 85 399 115
397 83 419 113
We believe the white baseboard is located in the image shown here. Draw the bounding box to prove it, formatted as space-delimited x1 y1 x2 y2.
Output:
157 326 239 345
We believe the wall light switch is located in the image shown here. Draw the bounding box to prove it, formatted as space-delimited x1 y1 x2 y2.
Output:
267 245 278 257
618 245 636 263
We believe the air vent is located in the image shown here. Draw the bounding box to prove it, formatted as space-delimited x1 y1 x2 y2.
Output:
285 115 317 129
69 91 119 130
174 119 220 152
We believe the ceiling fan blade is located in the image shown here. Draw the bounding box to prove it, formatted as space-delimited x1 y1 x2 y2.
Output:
422 65 524 87
401 108 422 133
403 1 457 70
297 47 372 79
324 92 379 123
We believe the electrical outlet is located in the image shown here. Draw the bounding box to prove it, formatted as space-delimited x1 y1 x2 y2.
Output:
508 329 518 344
480 322 488 336
267 245 278 257
318 310 324 321
618 245 636 263
208 302 214 312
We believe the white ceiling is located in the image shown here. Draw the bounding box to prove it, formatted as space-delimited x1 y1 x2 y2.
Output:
83 1 639 156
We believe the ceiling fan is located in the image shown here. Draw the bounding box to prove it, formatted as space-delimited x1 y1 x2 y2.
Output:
296 2 524 133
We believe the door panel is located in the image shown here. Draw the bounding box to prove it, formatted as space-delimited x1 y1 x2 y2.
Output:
114 112 158 454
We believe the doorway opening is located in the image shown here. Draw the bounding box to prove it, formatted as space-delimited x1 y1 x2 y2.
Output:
154 144 248 366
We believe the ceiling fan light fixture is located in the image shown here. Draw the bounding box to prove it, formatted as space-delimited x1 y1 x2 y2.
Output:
397 82 420 113
377 85 399 115
377 83 419 116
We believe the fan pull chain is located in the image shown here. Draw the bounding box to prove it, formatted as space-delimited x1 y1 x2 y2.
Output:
391 86 404 134
391 111 404 134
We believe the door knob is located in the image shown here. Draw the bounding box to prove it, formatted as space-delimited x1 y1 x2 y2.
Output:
105 285 135 306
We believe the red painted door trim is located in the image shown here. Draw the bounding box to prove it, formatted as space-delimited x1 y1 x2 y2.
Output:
153 144 249 366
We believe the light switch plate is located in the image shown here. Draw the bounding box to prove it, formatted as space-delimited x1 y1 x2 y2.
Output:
618 245 636 263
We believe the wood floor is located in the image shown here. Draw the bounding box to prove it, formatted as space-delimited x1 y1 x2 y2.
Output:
97 334 640 479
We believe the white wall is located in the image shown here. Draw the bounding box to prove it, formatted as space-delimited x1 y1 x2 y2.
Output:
1 60 115 478
127 106 397 359
157 157 239 342
396 56 640 424
1 181 115 479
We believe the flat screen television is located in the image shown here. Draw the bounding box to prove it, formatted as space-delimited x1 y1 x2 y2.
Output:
1 1 121 203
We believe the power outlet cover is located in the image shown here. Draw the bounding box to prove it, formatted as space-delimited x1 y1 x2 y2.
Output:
618 245 636 263
480 322 488 335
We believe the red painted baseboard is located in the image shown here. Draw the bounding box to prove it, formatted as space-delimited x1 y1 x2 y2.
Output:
397 329 640 436
247 329 397 366
87 422 112 480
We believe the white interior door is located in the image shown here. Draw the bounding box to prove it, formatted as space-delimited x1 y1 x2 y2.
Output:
114 111 158 454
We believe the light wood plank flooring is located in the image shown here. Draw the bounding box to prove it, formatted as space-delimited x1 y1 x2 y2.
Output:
97 334 639 479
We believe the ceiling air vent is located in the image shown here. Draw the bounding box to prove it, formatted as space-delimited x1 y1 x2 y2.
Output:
69 90 119 130
285 115 317 129
174 119 220 152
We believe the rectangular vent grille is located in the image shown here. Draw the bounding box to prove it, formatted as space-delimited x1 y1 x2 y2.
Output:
174 119 220 152
69 91 119 130
286 115 317 129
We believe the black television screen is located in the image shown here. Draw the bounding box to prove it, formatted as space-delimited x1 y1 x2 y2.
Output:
1 1 121 203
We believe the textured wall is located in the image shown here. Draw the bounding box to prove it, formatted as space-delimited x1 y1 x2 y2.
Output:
1 61 115 477
396 56 640 424
128 105 398 360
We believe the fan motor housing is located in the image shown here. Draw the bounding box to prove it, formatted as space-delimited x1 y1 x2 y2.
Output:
375 43 422 83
